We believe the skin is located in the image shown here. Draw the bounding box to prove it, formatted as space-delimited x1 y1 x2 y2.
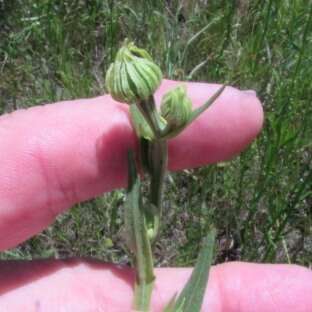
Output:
0 80 311 311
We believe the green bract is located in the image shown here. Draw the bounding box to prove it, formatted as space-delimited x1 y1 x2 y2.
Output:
130 104 155 140
105 41 162 104
160 85 192 131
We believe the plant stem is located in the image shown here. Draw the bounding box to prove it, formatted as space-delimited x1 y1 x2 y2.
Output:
137 96 169 240
147 139 168 240
134 279 155 312
126 151 155 311
131 86 225 309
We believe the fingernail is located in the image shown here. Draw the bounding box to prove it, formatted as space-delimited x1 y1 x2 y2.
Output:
242 89 257 97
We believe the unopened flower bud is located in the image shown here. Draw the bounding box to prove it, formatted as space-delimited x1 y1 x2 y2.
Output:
105 41 162 104
160 85 192 131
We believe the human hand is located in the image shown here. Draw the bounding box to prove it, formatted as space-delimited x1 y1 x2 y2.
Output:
0 80 311 311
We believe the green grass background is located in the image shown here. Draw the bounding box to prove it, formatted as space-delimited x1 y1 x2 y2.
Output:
0 0 311 267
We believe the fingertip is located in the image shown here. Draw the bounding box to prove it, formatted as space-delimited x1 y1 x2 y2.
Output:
239 90 264 142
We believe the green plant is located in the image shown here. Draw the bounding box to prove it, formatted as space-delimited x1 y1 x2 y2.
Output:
105 41 225 311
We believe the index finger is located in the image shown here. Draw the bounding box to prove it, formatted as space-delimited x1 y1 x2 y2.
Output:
0 80 263 250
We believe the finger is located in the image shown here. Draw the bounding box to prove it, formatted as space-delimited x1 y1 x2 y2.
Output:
0 261 310 312
0 80 263 250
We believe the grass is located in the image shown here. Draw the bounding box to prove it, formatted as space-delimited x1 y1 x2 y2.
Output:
0 0 311 267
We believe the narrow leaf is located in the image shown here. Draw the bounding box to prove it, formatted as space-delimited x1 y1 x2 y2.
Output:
173 229 216 312
125 150 155 311
163 294 178 312
188 85 226 124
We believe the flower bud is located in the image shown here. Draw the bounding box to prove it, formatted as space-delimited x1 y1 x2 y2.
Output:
105 41 162 104
160 85 192 132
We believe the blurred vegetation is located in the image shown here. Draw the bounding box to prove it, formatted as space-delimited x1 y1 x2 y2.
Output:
0 0 311 267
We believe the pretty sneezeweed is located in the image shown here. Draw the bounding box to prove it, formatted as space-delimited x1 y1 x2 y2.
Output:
160 85 192 139
105 40 162 104
105 40 225 312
